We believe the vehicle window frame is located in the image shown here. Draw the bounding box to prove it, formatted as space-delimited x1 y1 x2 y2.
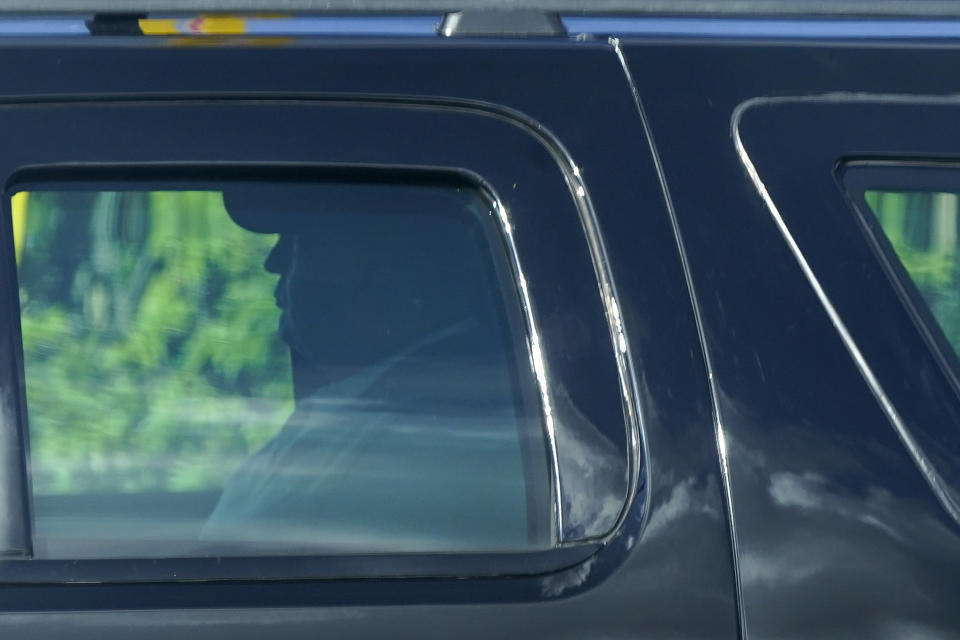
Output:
0 97 637 585
841 160 960 408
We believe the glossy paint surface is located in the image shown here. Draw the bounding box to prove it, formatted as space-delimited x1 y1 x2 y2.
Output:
625 41 960 638
6 30 956 639
0 41 736 638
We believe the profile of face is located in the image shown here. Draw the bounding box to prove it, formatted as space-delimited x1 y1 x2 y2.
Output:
264 212 474 394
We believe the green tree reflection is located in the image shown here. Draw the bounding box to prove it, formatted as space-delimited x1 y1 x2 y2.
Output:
18 190 292 494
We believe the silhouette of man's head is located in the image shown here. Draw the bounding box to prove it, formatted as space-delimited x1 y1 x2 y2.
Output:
224 181 487 397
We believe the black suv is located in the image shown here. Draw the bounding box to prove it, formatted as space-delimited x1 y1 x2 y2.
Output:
0 3 957 639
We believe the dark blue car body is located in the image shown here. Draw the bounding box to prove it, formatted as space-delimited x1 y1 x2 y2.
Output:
0 4 957 638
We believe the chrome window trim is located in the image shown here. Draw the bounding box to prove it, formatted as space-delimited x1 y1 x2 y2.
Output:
382 94 645 543
490 95 646 544
486 194 563 542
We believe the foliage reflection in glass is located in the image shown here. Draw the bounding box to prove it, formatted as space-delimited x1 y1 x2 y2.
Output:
15 190 292 496
865 189 960 354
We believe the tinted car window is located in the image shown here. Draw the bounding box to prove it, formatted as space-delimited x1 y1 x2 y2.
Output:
862 188 960 354
843 162 960 420
12 176 552 559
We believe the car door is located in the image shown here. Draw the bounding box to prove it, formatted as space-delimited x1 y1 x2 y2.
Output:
622 33 960 639
0 30 735 639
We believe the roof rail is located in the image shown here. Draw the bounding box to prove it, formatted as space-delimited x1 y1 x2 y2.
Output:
1 0 960 18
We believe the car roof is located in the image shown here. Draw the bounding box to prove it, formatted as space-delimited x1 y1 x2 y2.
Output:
3 0 960 17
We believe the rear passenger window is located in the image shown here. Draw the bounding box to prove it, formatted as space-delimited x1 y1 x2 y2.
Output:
846 163 960 374
863 189 960 349
12 173 552 558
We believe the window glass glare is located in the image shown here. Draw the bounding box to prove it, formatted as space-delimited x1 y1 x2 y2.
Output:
13 180 551 558
864 189 960 354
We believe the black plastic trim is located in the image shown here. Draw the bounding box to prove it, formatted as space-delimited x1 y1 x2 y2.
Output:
0 543 601 584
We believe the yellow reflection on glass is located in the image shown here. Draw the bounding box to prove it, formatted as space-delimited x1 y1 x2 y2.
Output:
11 191 28 266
